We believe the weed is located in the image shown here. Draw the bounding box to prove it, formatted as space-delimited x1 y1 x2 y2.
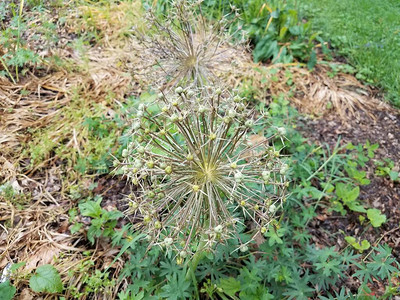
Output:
0 0 39 83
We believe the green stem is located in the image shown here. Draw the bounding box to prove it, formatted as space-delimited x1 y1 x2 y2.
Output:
185 236 207 299
0 57 16 84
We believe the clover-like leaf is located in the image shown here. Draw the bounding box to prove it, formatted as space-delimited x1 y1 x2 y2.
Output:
29 264 63 293
367 209 386 227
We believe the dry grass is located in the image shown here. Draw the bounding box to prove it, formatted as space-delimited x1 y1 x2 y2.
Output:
224 58 389 121
0 1 142 297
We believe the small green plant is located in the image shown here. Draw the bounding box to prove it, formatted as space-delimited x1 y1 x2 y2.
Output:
333 182 365 214
0 0 39 83
345 236 371 253
66 259 115 298
29 264 63 293
78 195 123 244
114 87 288 254
366 208 386 228
375 158 399 182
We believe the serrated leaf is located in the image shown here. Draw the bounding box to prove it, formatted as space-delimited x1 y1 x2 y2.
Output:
79 199 102 218
0 281 16 300
29 264 63 293
367 209 386 227
218 277 241 297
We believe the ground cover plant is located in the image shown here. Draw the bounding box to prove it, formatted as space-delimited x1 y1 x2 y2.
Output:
0 0 400 299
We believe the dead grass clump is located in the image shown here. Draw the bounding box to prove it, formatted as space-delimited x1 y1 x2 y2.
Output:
0 73 70 155
224 58 389 121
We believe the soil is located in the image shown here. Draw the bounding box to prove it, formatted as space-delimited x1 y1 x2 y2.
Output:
299 108 400 258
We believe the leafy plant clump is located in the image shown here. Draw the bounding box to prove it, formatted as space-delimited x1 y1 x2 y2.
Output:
114 87 289 255
0 1 39 83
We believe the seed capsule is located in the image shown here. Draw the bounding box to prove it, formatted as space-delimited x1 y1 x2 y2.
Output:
154 221 162 229
165 166 172 174
175 86 183 94
239 244 248 252
214 225 223 233
209 133 217 140
235 171 243 183
277 127 287 135
164 237 173 246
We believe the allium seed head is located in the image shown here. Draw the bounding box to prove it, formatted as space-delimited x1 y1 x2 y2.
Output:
116 90 288 253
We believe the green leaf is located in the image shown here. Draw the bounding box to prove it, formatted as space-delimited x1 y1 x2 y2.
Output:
10 261 26 272
389 170 399 181
70 222 83 234
367 209 386 227
218 277 241 297
345 236 370 252
79 198 102 218
0 281 16 300
29 264 63 293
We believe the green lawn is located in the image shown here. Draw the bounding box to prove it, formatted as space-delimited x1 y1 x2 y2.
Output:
300 0 400 107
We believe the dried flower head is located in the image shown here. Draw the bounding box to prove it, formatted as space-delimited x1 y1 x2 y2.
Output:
115 87 288 254
134 0 242 92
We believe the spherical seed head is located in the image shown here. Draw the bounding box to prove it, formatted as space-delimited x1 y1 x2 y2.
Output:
261 227 267 234
155 221 162 229
117 90 288 253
